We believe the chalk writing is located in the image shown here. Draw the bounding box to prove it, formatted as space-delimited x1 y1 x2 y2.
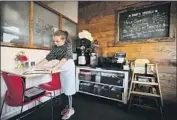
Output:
33 17 55 47
34 17 54 34
119 3 170 40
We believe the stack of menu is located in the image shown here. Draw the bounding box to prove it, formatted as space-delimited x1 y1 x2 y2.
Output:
23 60 59 75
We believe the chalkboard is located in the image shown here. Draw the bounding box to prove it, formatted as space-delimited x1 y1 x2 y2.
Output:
119 3 170 41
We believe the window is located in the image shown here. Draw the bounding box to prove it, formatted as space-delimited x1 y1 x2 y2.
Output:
33 3 59 48
1 1 30 44
62 18 77 51
0 1 77 49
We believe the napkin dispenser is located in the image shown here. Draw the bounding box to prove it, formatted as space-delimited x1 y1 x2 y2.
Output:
114 53 126 63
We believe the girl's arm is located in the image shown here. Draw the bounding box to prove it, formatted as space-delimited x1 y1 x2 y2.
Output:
36 46 55 67
25 58 48 71
52 58 67 69
26 47 54 71
35 59 48 67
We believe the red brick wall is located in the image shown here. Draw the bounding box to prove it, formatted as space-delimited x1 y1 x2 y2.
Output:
78 1 177 102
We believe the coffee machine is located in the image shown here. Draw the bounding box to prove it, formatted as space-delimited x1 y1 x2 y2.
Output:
75 38 91 65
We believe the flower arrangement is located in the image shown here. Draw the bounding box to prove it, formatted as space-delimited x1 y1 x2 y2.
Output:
78 30 99 53
14 51 28 69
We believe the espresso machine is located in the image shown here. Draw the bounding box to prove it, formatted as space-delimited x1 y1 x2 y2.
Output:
75 38 91 65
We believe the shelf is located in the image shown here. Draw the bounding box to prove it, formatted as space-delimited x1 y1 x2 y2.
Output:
79 80 124 88
76 66 130 104
79 91 123 102
77 66 129 73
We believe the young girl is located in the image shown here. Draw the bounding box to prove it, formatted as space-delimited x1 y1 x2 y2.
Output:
34 30 76 119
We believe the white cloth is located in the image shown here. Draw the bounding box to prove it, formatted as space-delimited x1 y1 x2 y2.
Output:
59 59 77 95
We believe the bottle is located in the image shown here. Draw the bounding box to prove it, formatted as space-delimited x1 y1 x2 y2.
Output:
90 52 98 67
78 51 86 65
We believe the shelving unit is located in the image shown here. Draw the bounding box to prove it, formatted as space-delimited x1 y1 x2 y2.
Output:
76 66 130 104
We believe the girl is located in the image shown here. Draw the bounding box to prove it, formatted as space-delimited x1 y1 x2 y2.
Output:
34 30 76 120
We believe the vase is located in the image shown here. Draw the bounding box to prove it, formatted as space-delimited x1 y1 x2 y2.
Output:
19 63 25 70
15 61 25 70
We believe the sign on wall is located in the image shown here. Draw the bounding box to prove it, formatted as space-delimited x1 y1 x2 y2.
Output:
118 3 170 41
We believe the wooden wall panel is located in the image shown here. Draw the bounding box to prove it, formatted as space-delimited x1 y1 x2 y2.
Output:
78 1 177 102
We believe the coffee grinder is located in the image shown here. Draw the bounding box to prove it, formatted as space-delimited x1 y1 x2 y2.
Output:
90 40 99 67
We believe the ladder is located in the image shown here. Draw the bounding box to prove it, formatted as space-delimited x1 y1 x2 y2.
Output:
128 59 163 119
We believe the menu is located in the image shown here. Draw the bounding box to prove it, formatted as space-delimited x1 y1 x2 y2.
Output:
23 60 59 75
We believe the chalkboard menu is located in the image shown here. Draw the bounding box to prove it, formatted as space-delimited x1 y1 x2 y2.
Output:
119 3 170 41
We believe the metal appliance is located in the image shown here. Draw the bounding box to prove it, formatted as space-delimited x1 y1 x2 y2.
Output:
89 40 99 67
75 38 91 65
98 53 127 70
90 52 98 67
78 46 86 65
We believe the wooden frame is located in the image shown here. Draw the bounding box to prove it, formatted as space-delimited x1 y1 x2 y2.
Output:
0 2 2 42
113 1 175 47
0 1 78 50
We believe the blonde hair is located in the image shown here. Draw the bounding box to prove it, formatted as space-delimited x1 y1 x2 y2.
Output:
53 30 71 43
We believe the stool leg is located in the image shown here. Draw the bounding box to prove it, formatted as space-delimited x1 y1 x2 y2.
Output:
35 101 37 107
55 90 62 105
17 103 24 120
0 99 5 119
54 91 56 97
54 90 59 102
160 106 163 120
155 98 163 120
128 95 133 112
50 94 54 120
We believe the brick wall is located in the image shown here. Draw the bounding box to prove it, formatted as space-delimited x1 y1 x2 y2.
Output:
78 1 177 102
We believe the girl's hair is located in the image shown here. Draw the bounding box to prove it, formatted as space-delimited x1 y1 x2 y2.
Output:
53 30 71 43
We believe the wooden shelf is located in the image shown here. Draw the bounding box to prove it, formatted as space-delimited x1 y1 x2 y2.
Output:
132 81 158 86
130 91 160 97
134 73 156 78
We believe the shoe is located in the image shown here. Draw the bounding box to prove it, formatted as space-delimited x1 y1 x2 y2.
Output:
61 106 69 115
61 108 75 120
